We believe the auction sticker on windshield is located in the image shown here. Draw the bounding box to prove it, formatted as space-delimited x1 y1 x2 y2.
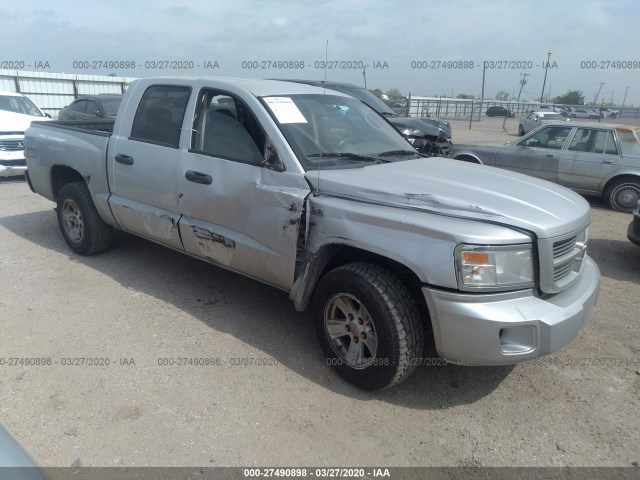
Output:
264 97 307 123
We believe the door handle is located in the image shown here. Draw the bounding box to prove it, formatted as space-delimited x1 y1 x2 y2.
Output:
185 170 212 185
545 154 556 157
115 154 134 165
602 159 613 164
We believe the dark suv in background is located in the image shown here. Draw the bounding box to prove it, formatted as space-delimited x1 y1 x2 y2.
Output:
58 94 123 120
486 106 515 117
277 80 453 157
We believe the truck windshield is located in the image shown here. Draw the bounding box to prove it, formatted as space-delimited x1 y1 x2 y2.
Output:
262 94 418 170
0 95 44 117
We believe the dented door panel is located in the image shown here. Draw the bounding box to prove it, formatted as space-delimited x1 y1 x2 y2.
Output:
109 138 184 249
178 151 310 290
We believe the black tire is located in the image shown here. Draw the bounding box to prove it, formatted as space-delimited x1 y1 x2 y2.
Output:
56 182 114 255
604 178 640 213
518 125 525 136
313 263 425 390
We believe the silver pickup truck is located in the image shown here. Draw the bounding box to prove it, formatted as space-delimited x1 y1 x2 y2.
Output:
25 77 600 389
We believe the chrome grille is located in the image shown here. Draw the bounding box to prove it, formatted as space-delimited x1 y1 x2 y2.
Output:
0 139 24 151
538 227 588 294
553 236 576 258
553 261 574 281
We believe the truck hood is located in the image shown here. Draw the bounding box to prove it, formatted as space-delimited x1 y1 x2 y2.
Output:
305 158 591 239
0 110 49 133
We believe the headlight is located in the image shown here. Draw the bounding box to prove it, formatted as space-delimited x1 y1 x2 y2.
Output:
401 128 423 136
455 244 534 291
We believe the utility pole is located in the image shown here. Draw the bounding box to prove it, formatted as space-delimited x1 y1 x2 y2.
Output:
517 73 529 102
479 63 486 122
610 91 614 105
540 51 551 102
622 85 629 107
362 65 367 89
594 82 605 105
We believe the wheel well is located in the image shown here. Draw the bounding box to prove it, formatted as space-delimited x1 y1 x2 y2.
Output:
452 154 482 164
318 245 431 329
51 165 85 200
602 174 640 195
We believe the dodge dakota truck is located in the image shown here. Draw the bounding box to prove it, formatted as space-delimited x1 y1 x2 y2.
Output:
25 77 601 390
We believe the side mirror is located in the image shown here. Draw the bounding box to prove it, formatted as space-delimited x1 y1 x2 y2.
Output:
261 139 284 172
95 110 103 117
44 113 52 118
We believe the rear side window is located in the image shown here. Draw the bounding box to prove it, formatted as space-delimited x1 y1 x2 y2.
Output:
71 99 87 112
130 85 191 148
568 128 618 155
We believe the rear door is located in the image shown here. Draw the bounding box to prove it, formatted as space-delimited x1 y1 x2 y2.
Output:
557 127 621 193
177 88 309 290
108 84 192 249
494 125 573 183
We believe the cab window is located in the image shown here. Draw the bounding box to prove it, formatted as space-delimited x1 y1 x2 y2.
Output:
130 85 191 148
191 90 264 165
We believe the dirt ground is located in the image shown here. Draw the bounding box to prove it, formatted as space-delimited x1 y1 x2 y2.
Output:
0 125 639 468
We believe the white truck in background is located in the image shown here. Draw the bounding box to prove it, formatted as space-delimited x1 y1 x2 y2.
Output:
0 91 50 177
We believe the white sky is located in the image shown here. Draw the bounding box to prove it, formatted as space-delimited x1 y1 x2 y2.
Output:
4 0 640 105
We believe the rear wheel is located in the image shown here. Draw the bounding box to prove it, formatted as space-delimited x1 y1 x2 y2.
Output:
605 178 640 213
314 263 425 390
518 125 525 136
56 182 114 255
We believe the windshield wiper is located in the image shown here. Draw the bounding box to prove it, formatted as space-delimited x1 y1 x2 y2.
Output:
377 150 421 157
307 152 387 163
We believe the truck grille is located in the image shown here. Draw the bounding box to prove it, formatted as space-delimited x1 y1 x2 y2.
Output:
0 139 25 151
538 227 588 294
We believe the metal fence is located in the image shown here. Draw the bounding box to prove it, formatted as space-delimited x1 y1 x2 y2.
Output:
0 70 135 117
406 96 640 120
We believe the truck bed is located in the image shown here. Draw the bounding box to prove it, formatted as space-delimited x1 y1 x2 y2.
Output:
34 119 115 135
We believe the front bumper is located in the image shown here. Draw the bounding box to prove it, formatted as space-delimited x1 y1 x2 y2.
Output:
422 256 600 365
0 152 27 177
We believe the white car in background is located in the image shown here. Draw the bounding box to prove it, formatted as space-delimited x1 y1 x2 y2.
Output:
599 107 620 119
0 91 51 177
518 111 568 135
566 107 599 119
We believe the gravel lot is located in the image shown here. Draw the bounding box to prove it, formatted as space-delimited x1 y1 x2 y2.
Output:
0 121 639 468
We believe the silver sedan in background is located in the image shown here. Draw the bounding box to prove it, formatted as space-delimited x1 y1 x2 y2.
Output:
519 111 568 135
452 121 640 212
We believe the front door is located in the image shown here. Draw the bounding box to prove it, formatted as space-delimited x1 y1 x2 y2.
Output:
177 89 310 290
495 125 573 183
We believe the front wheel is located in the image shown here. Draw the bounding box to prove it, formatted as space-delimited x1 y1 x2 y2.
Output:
314 263 425 390
605 178 640 212
56 182 114 255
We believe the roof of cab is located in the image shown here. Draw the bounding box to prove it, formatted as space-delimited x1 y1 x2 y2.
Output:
130 76 352 98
